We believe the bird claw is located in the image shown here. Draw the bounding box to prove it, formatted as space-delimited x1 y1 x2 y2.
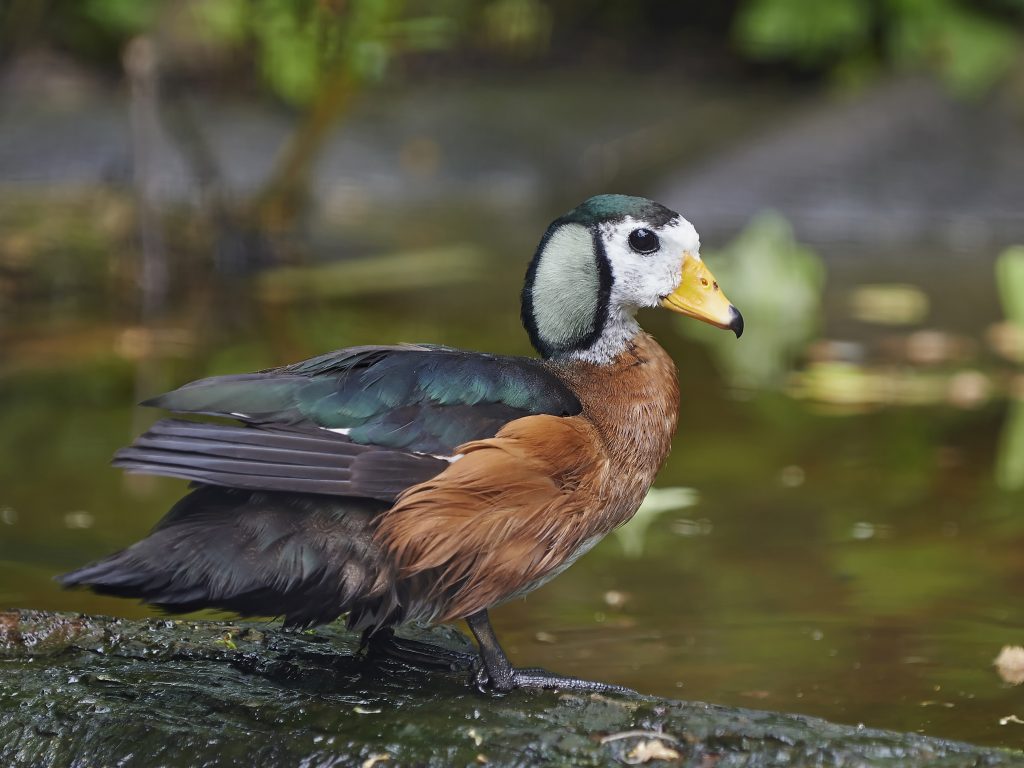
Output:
471 660 494 694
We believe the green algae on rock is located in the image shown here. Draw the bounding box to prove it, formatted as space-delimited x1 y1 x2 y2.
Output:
1 611 1022 767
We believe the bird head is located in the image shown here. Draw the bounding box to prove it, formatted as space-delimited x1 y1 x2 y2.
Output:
522 194 743 362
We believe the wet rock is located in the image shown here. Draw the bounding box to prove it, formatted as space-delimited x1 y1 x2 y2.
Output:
0 610 1020 767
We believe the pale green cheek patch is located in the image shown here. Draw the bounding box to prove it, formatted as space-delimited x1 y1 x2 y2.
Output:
531 223 600 351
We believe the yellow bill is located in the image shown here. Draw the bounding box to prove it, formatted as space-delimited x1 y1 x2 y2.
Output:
660 253 743 337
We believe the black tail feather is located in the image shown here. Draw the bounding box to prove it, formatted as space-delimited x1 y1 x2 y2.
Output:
60 486 400 629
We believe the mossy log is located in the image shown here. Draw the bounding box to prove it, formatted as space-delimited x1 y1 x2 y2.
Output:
0 610 1020 768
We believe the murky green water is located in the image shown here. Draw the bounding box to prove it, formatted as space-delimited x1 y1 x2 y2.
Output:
2 193 1023 750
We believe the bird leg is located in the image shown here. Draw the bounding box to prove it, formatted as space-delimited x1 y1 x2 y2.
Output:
465 610 634 695
362 626 479 673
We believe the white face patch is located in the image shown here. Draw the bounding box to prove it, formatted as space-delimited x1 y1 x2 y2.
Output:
569 214 700 365
598 215 700 311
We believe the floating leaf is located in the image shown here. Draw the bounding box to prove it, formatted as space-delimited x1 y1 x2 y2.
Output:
996 399 1024 491
258 245 485 303
994 645 1024 686
996 245 1024 328
848 284 929 326
614 487 698 558
625 739 681 764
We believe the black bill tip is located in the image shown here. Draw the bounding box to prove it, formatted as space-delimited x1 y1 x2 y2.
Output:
729 306 744 338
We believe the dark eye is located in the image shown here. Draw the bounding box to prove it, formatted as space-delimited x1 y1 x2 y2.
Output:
628 228 659 254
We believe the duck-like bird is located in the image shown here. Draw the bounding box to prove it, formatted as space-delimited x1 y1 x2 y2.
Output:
62 195 742 693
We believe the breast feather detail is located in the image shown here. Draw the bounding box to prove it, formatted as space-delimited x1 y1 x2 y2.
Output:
376 414 609 622
376 333 681 623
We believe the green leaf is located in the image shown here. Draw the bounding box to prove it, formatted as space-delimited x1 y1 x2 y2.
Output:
997 399 1024 491
254 7 321 105
82 0 158 34
196 0 248 44
614 487 699 558
735 0 871 63
680 212 826 390
996 245 1024 327
887 0 1019 94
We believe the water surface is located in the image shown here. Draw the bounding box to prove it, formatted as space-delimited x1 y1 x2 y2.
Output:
1 196 1022 749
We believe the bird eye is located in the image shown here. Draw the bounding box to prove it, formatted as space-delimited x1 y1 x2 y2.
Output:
628 228 659 255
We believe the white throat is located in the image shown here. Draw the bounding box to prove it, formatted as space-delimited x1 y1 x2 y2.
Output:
566 304 640 364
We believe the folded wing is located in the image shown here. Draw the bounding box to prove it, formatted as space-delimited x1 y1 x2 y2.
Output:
115 345 581 500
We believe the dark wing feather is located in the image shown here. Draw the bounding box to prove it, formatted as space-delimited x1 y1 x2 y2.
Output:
113 419 448 502
144 345 581 454
117 344 578 499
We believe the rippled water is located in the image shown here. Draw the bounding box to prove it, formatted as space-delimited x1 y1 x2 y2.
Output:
2 195 1023 749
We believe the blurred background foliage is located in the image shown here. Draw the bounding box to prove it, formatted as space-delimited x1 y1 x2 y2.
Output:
3 0 1024 751
736 0 1024 93
4 0 1023 238
4 0 1023 102
686 213 825 390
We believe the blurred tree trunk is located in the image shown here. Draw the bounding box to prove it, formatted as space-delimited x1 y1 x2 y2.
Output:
251 66 357 237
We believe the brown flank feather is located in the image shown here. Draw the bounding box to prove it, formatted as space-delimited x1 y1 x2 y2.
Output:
376 332 679 622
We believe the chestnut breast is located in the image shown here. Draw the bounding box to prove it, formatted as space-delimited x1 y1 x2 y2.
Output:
376 332 680 621
552 331 679 523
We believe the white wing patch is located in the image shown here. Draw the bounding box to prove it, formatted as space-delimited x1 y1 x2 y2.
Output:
320 426 463 463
